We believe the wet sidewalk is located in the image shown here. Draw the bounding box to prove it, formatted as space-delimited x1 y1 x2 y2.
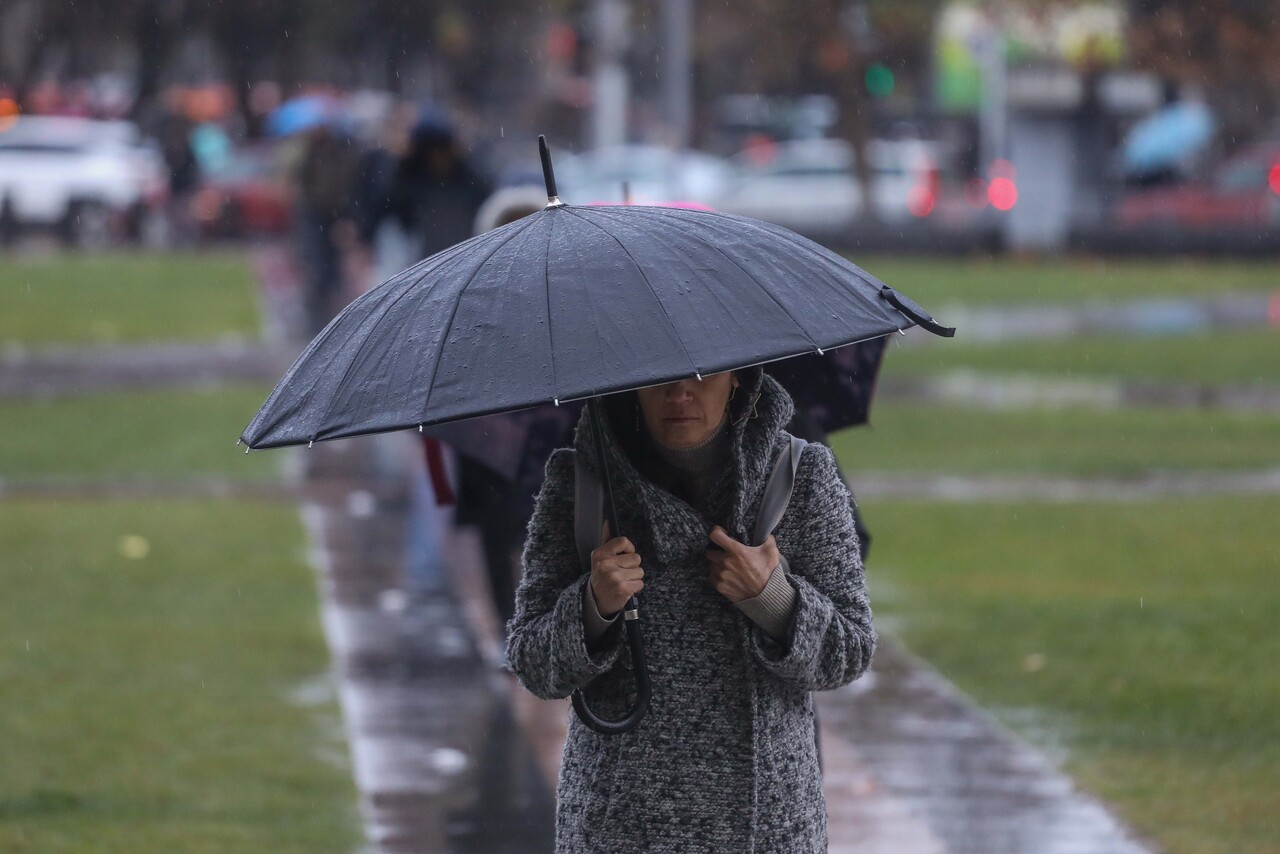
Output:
296 430 1151 853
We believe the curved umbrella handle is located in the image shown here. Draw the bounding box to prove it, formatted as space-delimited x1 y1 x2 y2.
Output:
880 286 956 338
570 594 652 735
571 398 651 735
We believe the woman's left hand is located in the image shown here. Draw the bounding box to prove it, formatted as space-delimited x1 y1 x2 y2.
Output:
705 526 781 603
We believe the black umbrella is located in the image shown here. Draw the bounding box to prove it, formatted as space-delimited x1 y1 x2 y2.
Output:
242 137 953 734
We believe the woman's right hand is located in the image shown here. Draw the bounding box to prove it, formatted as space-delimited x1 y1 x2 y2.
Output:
590 522 644 616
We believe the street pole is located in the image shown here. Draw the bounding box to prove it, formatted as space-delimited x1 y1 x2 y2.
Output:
591 0 630 149
660 0 692 148
976 12 1007 170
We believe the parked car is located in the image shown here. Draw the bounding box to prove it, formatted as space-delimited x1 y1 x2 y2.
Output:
193 144 292 239
0 116 167 247
1116 142 1280 231
712 138 940 234
556 145 732 206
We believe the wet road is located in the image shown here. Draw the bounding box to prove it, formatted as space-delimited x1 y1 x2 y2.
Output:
297 433 1152 854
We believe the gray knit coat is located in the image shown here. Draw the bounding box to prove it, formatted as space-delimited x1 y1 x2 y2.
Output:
507 369 875 853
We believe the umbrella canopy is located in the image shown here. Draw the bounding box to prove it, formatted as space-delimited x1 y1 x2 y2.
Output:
1123 101 1215 176
241 204 948 450
266 94 340 137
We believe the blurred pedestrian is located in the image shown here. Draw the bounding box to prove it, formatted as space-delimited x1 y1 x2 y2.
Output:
292 124 360 335
351 101 417 288
442 185 547 633
363 107 492 261
160 113 201 247
357 107 505 617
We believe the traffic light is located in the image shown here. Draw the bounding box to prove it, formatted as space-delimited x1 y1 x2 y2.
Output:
865 63 894 98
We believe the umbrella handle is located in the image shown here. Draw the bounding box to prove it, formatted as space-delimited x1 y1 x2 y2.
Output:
570 397 651 734
570 594 652 735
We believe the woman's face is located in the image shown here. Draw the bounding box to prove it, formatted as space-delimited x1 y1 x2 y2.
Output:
636 371 738 448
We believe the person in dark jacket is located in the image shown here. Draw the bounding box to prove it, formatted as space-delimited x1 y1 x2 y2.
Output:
359 107 491 261
507 366 875 852
292 124 360 334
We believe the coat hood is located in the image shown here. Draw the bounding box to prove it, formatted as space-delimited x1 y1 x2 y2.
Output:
572 366 796 544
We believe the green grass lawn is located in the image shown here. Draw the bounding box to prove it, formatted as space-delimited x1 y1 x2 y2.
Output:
0 252 261 345
881 328 1280 387
831 401 1280 477
0 386 278 481
857 255 1280 307
863 497 1280 854
0 500 359 853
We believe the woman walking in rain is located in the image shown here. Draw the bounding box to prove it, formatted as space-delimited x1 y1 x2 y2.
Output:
507 365 876 852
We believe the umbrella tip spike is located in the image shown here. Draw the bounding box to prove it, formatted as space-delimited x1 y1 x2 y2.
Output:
538 135 563 207
418 424 423 433
696 373 703 381
244 445 251 455
816 347 824 355
308 440 314 449
897 328 907 336
554 398 560 406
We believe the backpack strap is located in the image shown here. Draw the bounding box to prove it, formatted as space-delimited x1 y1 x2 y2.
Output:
751 435 808 547
573 436 806 567
573 450 604 573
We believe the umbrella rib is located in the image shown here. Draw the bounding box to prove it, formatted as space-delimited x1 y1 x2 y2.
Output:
421 214 545 420
622 204 877 285
543 213 558 401
587 206 821 350
313 216 541 437
561 206 701 378
295 233 509 434
645 206 903 326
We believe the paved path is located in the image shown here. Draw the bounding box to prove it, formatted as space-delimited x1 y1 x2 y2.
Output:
880 370 1280 414
0 339 282 397
926 290 1280 342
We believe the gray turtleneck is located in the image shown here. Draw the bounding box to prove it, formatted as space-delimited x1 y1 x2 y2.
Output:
585 413 798 643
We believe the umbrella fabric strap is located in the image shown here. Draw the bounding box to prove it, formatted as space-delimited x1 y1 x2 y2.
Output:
571 435 807 576
880 286 956 338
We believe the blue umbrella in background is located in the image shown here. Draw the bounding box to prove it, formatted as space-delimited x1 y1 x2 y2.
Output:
1123 101 1215 177
266 94 338 137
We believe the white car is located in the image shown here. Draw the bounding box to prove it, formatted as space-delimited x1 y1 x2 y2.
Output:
556 145 732 206
0 116 167 247
713 138 940 233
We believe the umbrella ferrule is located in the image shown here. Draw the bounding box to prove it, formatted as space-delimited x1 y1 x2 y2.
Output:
545 196 564 208
623 608 639 621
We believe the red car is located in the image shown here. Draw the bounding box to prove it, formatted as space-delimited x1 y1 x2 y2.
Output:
194 145 291 238
1117 143 1280 231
